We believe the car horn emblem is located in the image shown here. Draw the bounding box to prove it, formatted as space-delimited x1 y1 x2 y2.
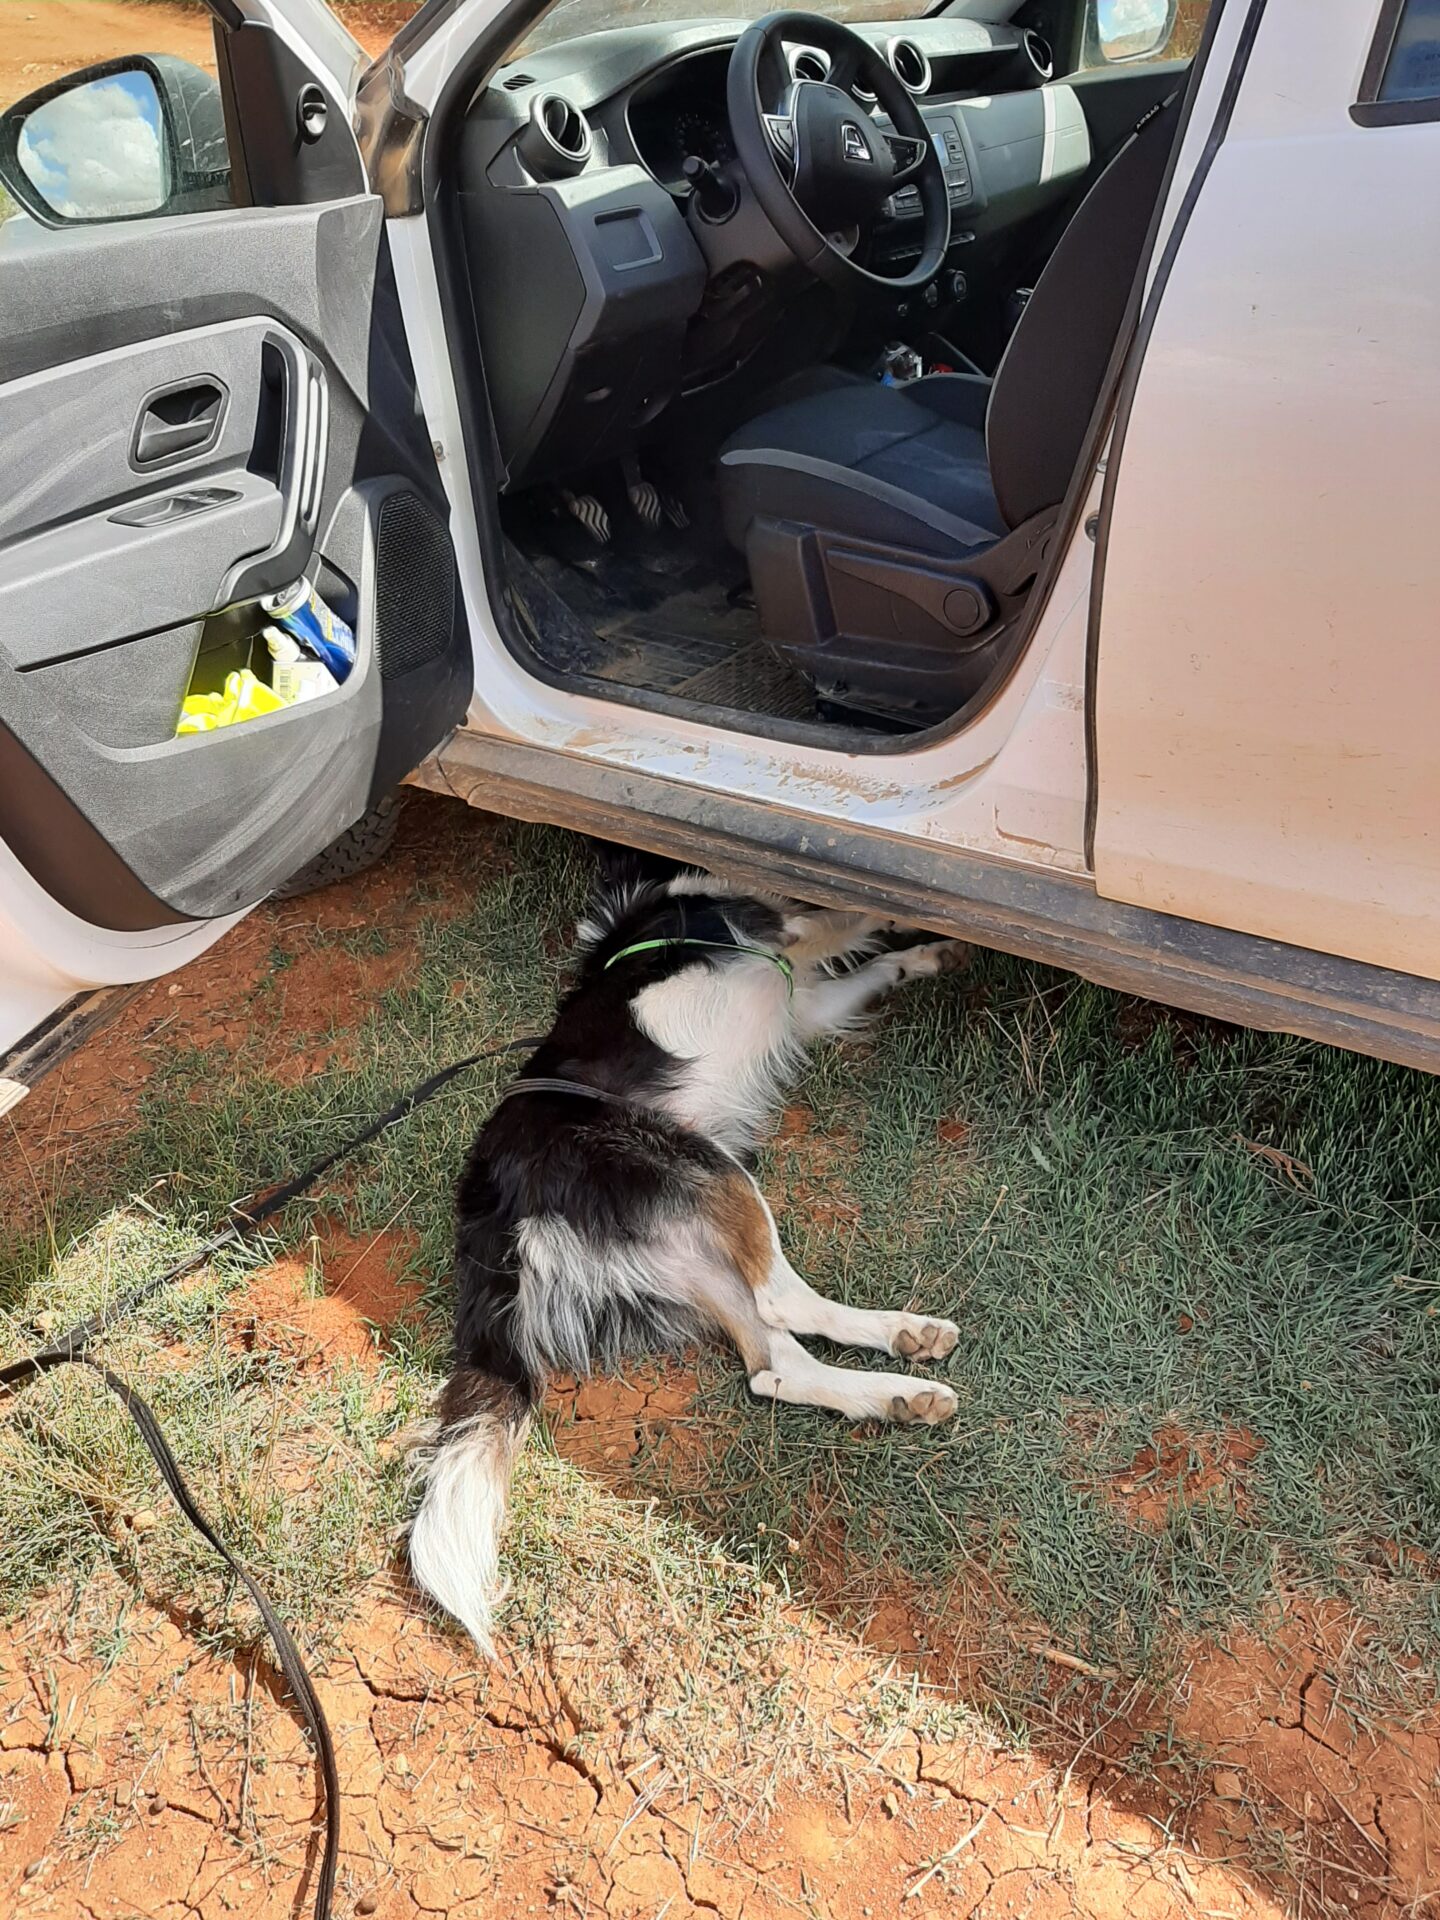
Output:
841 123 871 163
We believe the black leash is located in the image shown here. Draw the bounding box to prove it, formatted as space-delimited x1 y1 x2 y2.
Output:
0 1032 539 1920
501 1076 641 1109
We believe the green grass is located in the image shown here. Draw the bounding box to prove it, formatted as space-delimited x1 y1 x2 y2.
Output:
728 985 1440 1696
2 808 1438 1742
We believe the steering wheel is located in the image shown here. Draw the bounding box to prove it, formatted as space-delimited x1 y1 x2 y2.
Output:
727 11 949 295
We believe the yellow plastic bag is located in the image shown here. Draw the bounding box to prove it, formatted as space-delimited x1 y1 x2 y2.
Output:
177 669 290 736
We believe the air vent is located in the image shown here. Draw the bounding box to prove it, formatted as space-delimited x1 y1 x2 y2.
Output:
887 38 933 96
503 72 535 90
517 91 592 180
1022 29 1054 80
788 47 830 83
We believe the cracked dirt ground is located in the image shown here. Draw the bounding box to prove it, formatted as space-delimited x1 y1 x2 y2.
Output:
2 1372 1437 1920
0 1569 1264 1920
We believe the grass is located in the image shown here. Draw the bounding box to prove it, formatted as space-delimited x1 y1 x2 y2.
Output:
724 983 1440 1696
2 809 1438 1752
0 1211 424 1641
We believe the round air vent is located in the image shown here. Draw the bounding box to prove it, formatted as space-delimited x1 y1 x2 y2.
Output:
886 38 933 96
788 46 830 83
518 91 592 180
1022 29 1054 81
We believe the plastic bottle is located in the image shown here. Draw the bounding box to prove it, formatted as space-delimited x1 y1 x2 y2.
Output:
265 625 339 704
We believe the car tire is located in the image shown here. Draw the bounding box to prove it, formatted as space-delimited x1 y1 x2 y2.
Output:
272 794 404 899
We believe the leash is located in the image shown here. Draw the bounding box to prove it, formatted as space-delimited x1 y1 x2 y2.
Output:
0 1031 539 1920
0 923 787 1906
501 1076 643 1109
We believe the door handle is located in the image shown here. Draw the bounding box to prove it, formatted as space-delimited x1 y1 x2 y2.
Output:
219 333 328 606
131 378 228 469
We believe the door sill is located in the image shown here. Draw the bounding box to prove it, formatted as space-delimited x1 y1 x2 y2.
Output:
0 984 144 1095
414 733 1440 1077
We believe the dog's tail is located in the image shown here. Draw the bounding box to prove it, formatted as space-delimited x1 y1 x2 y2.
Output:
408 1298 536 1654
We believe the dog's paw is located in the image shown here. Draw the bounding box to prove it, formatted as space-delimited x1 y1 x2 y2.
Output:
889 1383 958 1426
891 1316 959 1363
896 939 971 980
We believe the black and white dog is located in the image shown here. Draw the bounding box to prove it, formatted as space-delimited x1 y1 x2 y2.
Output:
409 869 966 1650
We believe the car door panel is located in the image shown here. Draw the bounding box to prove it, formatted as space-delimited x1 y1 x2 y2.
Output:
1068 60 1191 166
0 191 471 930
1092 0 1440 983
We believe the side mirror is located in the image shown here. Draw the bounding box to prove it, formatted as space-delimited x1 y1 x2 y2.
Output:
0 54 228 228
1093 0 1178 65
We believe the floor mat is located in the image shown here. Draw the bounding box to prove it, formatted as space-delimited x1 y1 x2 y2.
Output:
503 503 818 723
592 591 815 719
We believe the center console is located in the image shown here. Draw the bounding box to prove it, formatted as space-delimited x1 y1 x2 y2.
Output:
871 84 1091 287
880 106 980 226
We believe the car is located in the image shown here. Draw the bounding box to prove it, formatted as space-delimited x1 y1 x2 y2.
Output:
1 0 1436 1097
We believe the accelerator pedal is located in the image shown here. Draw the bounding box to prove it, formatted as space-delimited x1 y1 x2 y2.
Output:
622 457 664 531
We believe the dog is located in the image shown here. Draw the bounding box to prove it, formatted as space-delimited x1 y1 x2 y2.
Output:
409 867 967 1650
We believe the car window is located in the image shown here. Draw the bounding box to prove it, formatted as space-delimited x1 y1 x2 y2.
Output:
0 5 230 237
514 0 932 60
1374 0 1440 102
1082 0 1214 70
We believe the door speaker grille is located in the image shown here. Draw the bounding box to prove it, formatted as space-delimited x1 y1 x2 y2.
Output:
374 489 458 679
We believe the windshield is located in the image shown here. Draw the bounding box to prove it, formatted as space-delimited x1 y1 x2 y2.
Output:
515 0 941 58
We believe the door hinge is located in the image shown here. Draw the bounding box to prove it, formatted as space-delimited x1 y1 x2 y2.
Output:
355 48 429 217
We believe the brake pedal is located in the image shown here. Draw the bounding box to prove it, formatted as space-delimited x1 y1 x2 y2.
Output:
560 489 610 545
628 479 664 530
621 457 664 531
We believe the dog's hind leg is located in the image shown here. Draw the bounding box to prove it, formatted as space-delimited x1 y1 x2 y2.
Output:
793 939 968 1037
758 1255 960 1363
703 1166 958 1362
693 1172 959 1420
690 1268 958 1425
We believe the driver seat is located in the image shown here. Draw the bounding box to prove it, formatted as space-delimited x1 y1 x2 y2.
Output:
718 94 1180 724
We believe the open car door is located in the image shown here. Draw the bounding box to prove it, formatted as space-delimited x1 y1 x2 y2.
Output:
0 0 471 1059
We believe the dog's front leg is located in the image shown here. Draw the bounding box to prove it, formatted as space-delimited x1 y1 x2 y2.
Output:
781 908 892 969
793 939 969 1038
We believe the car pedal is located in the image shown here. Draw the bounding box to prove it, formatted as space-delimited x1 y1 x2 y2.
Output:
627 478 664 529
662 492 690 530
560 489 610 545
622 456 672 532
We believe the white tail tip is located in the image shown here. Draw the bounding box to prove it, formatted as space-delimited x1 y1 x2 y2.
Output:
408 1407 528 1654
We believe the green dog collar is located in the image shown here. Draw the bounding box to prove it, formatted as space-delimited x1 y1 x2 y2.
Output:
603 937 795 997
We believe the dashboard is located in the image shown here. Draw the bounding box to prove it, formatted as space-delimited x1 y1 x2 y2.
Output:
631 71 737 189
459 17 1095 492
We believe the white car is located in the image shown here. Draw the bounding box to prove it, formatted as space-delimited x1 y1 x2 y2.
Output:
1 0 1436 1091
